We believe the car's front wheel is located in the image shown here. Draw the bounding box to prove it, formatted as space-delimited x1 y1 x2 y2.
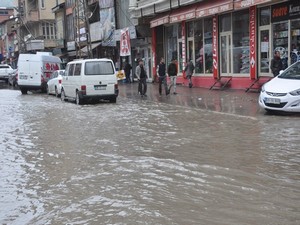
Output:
20 88 27 95
61 89 67 102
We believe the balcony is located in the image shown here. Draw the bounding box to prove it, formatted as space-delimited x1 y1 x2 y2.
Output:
23 9 39 23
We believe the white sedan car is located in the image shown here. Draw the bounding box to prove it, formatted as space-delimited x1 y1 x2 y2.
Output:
47 70 65 97
259 61 300 112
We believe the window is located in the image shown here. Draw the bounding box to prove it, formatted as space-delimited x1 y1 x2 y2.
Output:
74 64 81 76
194 20 203 73
85 61 114 75
68 64 75 76
204 18 213 73
166 25 178 65
40 0 45 9
232 10 249 74
260 7 270 26
42 22 56 39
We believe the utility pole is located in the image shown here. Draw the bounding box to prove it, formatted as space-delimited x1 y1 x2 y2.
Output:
74 0 92 59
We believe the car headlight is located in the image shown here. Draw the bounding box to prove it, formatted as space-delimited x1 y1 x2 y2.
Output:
289 88 300 96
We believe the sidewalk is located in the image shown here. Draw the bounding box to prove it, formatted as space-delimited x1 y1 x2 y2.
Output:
118 82 262 117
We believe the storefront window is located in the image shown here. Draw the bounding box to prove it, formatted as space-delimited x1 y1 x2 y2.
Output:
260 7 270 26
187 22 194 37
166 25 178 65
194 20 203 73
273 22 288 69
232 10 249 74
204 18 213 73
290 20 300 64
220 14 231 32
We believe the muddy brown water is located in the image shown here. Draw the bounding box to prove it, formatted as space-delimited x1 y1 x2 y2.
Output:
0 88 299 225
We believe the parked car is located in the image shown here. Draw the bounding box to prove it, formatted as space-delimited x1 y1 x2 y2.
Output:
61 59 119 105
0 64 14 82
259 61 300 112
47 70 65 97
8 69 18 86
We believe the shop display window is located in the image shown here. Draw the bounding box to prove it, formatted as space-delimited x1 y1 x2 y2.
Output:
290 20 300 64
260 7 270 26
194 20 203 73
273 22 288 69
220 14 231 32
232 10 249 74
166 25 178 65
204 19 213 73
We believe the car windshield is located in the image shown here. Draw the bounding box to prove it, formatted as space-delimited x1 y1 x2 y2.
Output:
278 61 300 80
85 61 114 75
58 70 65 76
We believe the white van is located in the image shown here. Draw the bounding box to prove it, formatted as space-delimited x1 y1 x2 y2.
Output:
61 58 119 104
18 52 62 94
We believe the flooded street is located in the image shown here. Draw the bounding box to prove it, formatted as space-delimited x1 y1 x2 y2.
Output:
0 84 299 225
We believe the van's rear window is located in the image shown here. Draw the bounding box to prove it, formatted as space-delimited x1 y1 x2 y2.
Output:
85 61 114 75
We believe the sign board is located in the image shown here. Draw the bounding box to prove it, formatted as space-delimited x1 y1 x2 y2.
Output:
120 28 131 56
249 6 256 79
271 0 300 23
67 41 76 51
212 16 219 79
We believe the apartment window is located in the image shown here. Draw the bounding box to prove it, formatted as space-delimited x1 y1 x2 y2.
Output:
0 11 9 15
42 22 56 39
40 0 45 9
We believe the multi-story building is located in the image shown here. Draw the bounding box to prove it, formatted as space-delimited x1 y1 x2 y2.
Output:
18 0 57 52
130 0 300 90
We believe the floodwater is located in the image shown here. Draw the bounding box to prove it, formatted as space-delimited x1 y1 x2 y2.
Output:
0 86 299 225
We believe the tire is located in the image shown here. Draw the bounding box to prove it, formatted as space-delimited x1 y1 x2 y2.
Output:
75 91 84 105
110 96 117 103
61 89 67 102
55 86 59 97
20 88 27 95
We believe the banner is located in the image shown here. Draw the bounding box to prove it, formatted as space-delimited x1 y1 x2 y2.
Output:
120 28 131 56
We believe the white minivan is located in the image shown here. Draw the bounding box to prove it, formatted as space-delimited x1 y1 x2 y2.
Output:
18 52 61 94
61 59 119 104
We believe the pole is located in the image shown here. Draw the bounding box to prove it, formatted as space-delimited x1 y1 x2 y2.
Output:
83 0 92 58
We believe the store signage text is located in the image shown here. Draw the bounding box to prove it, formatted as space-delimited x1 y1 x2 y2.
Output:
212 17 218 79
170 11 195 23
271 0 300 22
150 17 169 28
235 0 271 9
196 3 233 18
249 6 256 79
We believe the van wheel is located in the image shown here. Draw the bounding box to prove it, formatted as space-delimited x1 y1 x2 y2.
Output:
110 96 117 103
55 86 59 97
61 89 67 101
20 88 27 95
76 92 83 105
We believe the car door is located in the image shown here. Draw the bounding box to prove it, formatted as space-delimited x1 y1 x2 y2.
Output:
63 64 75 97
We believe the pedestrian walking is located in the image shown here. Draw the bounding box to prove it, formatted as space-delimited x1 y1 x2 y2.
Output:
157 57 169 96
168 58 178 94
184 59 195 88
270 50 283 77
124 60 132 83
135 59 148 97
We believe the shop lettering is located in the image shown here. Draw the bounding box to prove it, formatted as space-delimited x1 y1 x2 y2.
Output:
208 7 218 15
212 17 218 70
272 7 288 18
250 13 255 54
241 0 254 8
220 5 230 12
290 4 300 13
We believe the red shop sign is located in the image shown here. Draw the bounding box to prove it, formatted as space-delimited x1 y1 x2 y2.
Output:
234 0 271 9
212 16 218 79
196 0 233 18
249 6 256 79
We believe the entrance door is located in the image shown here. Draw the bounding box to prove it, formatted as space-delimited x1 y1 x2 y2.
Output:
220 32 232 76
259 28 271 75
187 38 194 63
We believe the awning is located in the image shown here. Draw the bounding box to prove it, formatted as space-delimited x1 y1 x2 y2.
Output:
150 14 169 28
80 42 101 53
196 0 233 18
169 6 195 23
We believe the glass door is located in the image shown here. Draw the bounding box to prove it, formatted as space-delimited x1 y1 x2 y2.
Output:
187 38 194 63
259 28 271 75
220 32 232 76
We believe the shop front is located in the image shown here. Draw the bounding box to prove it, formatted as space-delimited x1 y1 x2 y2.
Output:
151 0 299 90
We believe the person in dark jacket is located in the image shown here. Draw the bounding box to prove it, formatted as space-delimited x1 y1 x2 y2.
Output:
270 51 283 77
167 58 178 94
135 59 148 96
124 61 132 83
157 57 169 96
184 59 195 88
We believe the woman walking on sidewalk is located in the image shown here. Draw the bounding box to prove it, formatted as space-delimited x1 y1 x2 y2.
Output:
185 59 195 88
168 58 178 94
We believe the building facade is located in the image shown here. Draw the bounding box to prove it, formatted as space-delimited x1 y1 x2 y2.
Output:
130 0 300 89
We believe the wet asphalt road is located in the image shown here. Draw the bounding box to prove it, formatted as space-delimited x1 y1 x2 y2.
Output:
0 81 299 225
